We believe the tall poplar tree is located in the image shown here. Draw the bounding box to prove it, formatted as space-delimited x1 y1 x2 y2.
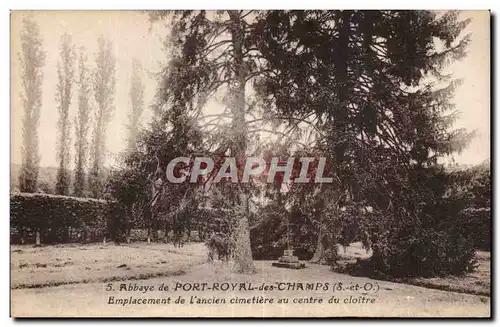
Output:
128 58 145 150
73 46 92 197
18 16 45 193
55 33 76 195
88 35 116 198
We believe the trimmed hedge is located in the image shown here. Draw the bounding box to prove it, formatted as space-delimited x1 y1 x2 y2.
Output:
10 193 125 244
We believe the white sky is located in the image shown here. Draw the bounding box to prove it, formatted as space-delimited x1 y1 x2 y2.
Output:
10 10 490 169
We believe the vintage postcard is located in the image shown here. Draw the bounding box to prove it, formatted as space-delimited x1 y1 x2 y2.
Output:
10 10 491 318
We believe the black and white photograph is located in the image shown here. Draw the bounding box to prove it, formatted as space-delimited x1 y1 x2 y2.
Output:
9 10 491 318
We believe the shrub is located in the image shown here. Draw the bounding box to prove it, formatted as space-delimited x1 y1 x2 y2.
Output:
10 193 125 244
461 207 491 251
449 163 491 251
354 192 479 278
382 224 477 278
335 165 482 279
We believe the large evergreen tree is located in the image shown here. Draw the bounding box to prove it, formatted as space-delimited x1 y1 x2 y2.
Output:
255 10 471 187
149 10 268 273
252 10 473 270
149 10 476 275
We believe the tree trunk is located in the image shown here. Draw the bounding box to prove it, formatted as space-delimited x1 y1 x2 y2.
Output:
35 230 41 246
309 186 328 264
164 221 170 243
20 227 25 245
147 216 152 244
126 205 133 244
310 227 324 263
228 10 255 274
231 193 256 273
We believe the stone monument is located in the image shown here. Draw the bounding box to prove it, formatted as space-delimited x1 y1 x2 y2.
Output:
272 249 306 269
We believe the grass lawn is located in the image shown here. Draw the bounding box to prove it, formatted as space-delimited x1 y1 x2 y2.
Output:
11 241 490 297
11 242 208 289
12 259 490 318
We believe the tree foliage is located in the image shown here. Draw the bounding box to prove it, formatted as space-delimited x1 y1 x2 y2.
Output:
447 161 491 250
149 10 269 273
18 16 45 193
128 58 145 149
140 10 480 277
73 46 92 197
55 32 76 195
89 35 116 198
105 109 203 242
245 10 476 275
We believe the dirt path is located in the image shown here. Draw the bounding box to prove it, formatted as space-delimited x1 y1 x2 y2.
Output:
11 260 490 318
